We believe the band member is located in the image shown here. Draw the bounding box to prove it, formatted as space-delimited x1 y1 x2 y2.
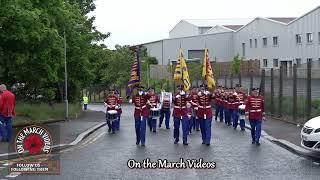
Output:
223 89 231 126
188 87 199 133
104 88 119 134
218 87 225 123
159 89 172 129
229 89 240 129
234 84 247 131
245 88 265 146
147 87 159 133
197 84 215 146
214 86 222 122
130 85 149 146
115 90 123 131
172 84 189 145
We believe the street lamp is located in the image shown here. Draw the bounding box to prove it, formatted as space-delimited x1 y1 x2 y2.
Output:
63 24 83 120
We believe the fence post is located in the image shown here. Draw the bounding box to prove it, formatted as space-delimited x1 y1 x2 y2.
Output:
279 65 283 117
293 64 297 123
306 59 312 121
230 74 233 88
238 73 242 86
224 75 227 87
250 70 253 91
260 69 265 96
270 68 274 116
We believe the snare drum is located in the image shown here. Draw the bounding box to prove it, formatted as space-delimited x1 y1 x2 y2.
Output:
150 108 160 117
107 110 118 121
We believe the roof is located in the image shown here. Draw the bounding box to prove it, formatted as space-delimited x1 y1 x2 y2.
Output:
267 17 297 23
183 18 254 27
222 25 244 31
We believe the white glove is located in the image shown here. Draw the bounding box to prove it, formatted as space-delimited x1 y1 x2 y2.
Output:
103 102 107 107
129 99 133 104
176 95 181 98
198 92 201 96
180 91 185 95
204 91 210 95
194 107 198 110
115 106 119 109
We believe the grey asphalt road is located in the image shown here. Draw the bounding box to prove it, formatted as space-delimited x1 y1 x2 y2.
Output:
1 104 320 180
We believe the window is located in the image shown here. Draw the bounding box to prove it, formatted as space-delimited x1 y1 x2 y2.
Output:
307 33 313 43
273 59 279 67
263 59 268 67
296 34 302 44
295 58 301 67
273 37 278 46
263 38 267 47
254 39 257 48
250 39 252 48
188 50 205 60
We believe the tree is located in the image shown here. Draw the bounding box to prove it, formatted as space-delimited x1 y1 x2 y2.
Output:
231 55 242 76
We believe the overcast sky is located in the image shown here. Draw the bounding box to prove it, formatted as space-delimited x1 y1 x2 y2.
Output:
91 0 319 49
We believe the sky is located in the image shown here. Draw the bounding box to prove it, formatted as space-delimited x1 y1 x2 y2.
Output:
91 0 320 49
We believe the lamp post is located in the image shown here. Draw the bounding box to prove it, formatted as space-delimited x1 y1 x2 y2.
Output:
63 24 83 120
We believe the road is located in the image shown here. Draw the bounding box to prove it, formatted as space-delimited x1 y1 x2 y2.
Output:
0 104 319 180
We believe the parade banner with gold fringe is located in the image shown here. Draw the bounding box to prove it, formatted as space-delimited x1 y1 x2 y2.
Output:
202 48 216 90
174 49 191 91
126 50 140 96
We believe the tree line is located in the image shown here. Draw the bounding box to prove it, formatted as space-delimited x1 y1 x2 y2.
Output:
0 0 156 104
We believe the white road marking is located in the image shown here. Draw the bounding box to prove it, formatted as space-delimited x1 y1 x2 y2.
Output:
5 172 21 178
0 167 6 169
2 164 8 167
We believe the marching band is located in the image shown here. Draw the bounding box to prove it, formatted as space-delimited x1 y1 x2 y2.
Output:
104 84 265 147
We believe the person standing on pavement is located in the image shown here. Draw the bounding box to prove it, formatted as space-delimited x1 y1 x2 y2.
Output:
245 87 265 146
83 96 89 110
130 85 149 146
223 89 231 126
0 84 16 142
188 87 199 133
104 87 119 134
172 84 189 145
214 86 222 122
197 84 215 146
218 87 225 123
159 89 172 129
229 90 240 129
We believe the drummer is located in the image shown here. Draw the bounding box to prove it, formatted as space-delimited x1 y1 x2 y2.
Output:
146 87 159 133
115 90 123 131
104 87 119 134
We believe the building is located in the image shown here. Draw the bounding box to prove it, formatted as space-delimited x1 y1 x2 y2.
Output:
140 6 320 76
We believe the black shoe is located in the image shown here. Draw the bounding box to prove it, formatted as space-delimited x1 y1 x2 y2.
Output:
241 128 245 131
112 131 115 134
256 142 260 146
202 142 205 144
166 127 170 130
228 123 231 126
141 143 145 147
183 142 188 146
233 127 237 130
108 128 111 133
252 141 255 144
153 130 156 133
206 143 210 146
196 129 200 131
174 139 179 144
136 141 140 145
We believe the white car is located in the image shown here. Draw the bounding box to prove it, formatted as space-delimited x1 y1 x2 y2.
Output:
301 116 320 152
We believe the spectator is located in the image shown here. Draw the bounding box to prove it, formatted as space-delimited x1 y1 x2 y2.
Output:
0 84 16 142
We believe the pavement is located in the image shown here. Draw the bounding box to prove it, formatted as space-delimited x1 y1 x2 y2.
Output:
0 110 106 160
0 104 319 180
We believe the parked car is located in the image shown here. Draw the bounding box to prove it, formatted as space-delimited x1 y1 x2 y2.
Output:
301 116 320 152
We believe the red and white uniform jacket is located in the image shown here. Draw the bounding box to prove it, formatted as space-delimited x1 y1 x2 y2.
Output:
147 93 159 108
117 97 123 114
196 91 214 119
172 92 188 119
237 91 247 104
160 92 172 109
188 92 199 109
0 90 16 117
105 95 119 111
215 92 221 107
245 95 265 120
133 94 149 118
228 95 240 110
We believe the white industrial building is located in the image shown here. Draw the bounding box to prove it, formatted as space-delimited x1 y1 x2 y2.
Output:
140 6 320 74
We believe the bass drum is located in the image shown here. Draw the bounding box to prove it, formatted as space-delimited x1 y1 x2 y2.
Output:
106 110 118 121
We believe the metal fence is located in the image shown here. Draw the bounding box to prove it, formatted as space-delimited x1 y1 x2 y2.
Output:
216 60 319 125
